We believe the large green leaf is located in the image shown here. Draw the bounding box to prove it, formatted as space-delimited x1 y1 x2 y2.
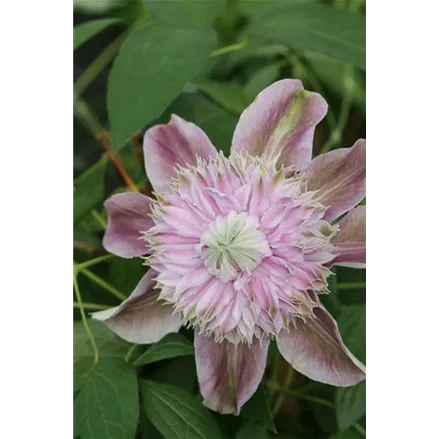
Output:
245 64 280 100
74 358 139 439
134 333 194 366
108 23 217 149
236 421 269 439
241 384 276 433
244 1 366 70
141 380 223 439
329 427 364 439
304 52 365 114
196 80 249 115
73 156 108 224
74 320 131 360
336 381 366 431
165 93 238 154
144 0 225 28
335 305 366 431
74 18 124 50
109 257 143 296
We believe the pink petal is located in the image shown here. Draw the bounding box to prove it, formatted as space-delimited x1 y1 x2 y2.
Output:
103 192 153 258
302 139 366 222
143 114 217 193
231 79 327 170
92 270 181 344
277 306 365 387
194 334 269 415
329 206 366 268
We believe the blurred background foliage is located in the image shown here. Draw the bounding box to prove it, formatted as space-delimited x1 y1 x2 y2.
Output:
73 1 365 438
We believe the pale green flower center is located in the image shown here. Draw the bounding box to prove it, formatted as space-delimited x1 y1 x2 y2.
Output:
197 212 271 282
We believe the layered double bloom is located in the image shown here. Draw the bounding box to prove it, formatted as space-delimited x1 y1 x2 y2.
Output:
93 79 366 415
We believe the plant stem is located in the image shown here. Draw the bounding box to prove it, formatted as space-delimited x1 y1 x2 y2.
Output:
272 366 295 416
353 422 366 436
131 132 144 167
80 268 127 301
124 344 138 363
74 97 105 136
73 301 109 311
74 31 127 102
74 241 97 253
97 131 140 193
337 281 366 290
91 209 107 230
210 37 248 57
75 254 114 271
73 275 99 368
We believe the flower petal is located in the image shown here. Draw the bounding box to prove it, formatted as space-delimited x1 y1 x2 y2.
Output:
92 270 181 344
143 114 217 193
329 206 366 268
277 306 365 387
103 192 153 258
302 139 366 222
231 79 327 170
194 334 269 415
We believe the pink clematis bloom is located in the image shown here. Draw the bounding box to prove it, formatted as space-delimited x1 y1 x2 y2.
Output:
93 79 366 415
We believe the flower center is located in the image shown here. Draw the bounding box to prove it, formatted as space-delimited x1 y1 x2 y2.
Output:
197 211 271 282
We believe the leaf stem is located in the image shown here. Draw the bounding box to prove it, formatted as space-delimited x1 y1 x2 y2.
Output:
132 132 144 167
337 281 366 290
210 37 249 57
124 344 138 363
91 209 107 230
272 366 295 416
97 131 140 193
353 422 366 436
75 254 114 271
73 275 99 368
74 31 128 102
74 97 105 136
73 301 110 311
80 268 127 301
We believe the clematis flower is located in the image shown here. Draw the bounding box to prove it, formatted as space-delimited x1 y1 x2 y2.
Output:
93 79 366 415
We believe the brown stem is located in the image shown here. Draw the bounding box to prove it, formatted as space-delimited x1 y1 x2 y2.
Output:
96 131 139 193
132 132 144 167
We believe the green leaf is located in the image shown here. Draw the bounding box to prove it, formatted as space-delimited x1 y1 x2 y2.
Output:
236 421 269 439
241 385 276 433
335 305 366 431
245 1 366 70
304 52 365 114
165 93 238 154
336 381 366 431
196 80 249 115
74 18 124 50
144 0 226 28
108 22 217 149
139 412 163 439
74 320 131 360
337 305 366 364
140 380 223 439
329 426 364 439
245 64 280 100
134 333 194 366
109 258 143 296
74 358 139 439
73 156 108 224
